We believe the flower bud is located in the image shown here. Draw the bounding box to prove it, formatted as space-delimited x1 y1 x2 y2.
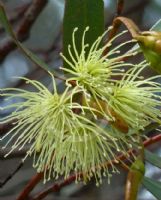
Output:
135 31 161 74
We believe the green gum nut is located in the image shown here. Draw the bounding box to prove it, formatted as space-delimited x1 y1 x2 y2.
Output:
135 31 161 74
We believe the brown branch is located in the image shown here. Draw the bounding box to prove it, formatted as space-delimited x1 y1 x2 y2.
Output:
116 0 124 16
106 0 149 27
122 0 149 21
104 0 148 54
30 133 161 200
143 133 161 147
8 3 30 25
109 0 125 39
16 172 44 200
0 3 30 34
31 175 77 200
0 0 48 62
103 0 125 55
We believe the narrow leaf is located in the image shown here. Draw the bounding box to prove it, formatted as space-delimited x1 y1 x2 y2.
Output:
0 3 52 73
145 150 161 169
142 177 161 200
63 0 104 69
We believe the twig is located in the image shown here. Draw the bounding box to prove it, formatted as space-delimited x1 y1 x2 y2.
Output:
0 161 24 188
30 133 161 200
144 134 161 147
109 0 123 37
0 0 48 62
105 0 149 27
103 0 125 55
9 3 30 25
16 172 44 200
104 0 148 55
31 175 77 200
116 0 124 16
0 2 30 34
122 0 149 21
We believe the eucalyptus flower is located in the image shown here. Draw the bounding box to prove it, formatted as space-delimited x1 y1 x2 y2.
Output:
60 26 136 105
60 26 161 132
0 74 131 184
108 61 161 130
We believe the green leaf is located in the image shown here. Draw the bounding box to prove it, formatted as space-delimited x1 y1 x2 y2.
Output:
145 150 161 169
0 3 52 73
63 0 104 69
142 177 161 200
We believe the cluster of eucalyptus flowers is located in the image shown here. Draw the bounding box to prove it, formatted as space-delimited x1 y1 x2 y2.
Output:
1 27 161 185
61 27 161 132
